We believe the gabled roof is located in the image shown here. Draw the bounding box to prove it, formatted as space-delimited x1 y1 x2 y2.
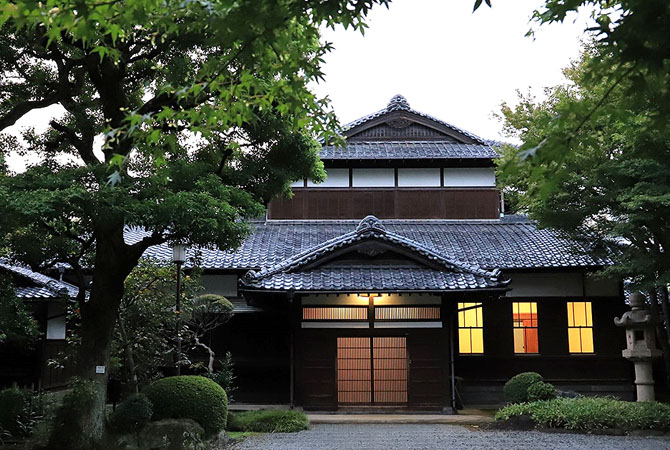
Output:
240 216 508 292
343 95 490 144
0 261 79 300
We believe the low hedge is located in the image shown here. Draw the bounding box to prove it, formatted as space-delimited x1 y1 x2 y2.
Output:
503 372 543 404
495 397 670 432
144 375 227 436
0 388 28 436
227 410 309 433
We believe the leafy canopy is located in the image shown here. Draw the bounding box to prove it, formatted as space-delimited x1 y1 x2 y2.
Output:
497 44 670 290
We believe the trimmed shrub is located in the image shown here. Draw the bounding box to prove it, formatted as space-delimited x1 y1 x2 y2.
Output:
144 375 228 436
227 410 309 433
503 372 543 403
0 388 28 436
110 393 153 433
495 397 670 432
527 381 558 401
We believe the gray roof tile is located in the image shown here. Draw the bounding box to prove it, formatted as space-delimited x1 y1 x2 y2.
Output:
320 141 498 160
1 261 79 299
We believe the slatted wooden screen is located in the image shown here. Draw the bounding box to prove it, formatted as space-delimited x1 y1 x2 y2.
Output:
303 307 368 320
375 306 440 320
337 336 408 405
373 337 408 404
337 337 371 403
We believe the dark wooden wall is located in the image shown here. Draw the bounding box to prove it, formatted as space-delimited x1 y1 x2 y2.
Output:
450 298 634 406
268 188 500 220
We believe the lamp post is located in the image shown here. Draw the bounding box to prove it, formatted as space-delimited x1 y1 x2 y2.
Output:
172 244 187 375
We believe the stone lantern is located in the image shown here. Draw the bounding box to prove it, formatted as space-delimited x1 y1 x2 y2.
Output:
614 292 662 401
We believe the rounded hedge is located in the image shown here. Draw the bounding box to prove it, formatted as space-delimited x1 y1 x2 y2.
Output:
110 393 153 433
503 372 544 403
144 376 227 436
527 381 558 401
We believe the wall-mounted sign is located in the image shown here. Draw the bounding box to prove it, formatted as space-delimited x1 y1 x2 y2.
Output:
95 366 106 374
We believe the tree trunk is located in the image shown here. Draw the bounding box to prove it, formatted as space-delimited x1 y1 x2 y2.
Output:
649 289 670 387
49 225 136 448
117 312 139 394
194 336 216 374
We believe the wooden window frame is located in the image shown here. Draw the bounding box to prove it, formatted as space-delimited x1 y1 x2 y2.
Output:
512 301 539 355
457 302 484 355
567 301 595 354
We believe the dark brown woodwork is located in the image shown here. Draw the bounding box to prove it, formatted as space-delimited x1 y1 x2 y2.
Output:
268 188 500 220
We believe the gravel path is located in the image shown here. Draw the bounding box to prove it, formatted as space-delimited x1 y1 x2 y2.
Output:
232 424 670 450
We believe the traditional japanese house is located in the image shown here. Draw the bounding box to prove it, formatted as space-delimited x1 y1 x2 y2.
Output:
0 261 76 390
136 95 632 411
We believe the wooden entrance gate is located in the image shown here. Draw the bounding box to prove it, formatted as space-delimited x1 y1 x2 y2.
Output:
337 336 408 405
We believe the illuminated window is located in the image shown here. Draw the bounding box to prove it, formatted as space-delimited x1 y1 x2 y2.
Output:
458 302 484 354
512 302 539 354
302 307 367 321
567 302 594 353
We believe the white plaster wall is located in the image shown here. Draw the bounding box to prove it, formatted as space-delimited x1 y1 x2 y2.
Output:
46 303 66 340
584 275 621 297
200 274 238 297
290 179 305 188
443 168 496 187
307 168 349 187
397 168 441 187
352 168 395 187
505 272 584 297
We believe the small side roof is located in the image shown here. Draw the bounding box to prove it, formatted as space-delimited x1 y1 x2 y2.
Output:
0 260 79 300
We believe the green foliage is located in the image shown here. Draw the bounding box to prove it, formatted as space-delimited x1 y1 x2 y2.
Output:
48 378 99 449
527 381 558 402
495 397 670 431
497 43 670 293
109 393 153 433
503 372 544 404
144 376 228 436
112 259 203 389
0 274 39 345
227 410 309 433
203 352 236 401
0 388 28 436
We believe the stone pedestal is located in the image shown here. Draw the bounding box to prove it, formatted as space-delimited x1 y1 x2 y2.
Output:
615 292 662 402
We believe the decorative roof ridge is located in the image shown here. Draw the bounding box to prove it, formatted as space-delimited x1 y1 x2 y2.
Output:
0 260 79 298
243 216 504 284
322 140 495 146
342 95 490 145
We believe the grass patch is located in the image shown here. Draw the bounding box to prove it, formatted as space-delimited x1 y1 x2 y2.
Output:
495 397 670 432
227 410 309 433
226 431 258 440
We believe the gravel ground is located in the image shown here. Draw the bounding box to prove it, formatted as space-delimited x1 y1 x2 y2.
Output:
231 424 670 450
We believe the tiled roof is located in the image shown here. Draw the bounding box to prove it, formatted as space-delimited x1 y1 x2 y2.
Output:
344 95 489 145
130 217 608 272
0 261 79 299
241 216 506 292
243 267 504 292
320 141 498 160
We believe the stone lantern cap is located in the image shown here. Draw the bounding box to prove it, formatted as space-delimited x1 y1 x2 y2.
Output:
614 292 657 328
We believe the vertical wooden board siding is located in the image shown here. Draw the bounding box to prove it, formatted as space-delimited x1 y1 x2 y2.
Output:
408 332 448 408
297 333 337 409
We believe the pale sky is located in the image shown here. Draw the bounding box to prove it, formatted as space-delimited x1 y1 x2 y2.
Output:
5 1 591 171
312 0 591 141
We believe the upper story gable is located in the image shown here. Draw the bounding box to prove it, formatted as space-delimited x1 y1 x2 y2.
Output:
342 94 488 144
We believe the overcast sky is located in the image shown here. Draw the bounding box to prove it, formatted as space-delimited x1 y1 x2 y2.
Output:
311 0 591 141
5 1 591 171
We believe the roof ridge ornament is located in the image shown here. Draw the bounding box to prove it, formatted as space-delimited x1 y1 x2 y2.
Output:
356 215 386 234
387 94 410 112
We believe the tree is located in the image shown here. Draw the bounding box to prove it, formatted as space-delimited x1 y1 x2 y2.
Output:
184 294 234 375
496 44 670 381
113 259 202 394
0 275 39 345
0 0 388 445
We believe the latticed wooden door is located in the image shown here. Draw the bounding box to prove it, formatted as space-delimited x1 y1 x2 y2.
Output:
337 336 408 405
